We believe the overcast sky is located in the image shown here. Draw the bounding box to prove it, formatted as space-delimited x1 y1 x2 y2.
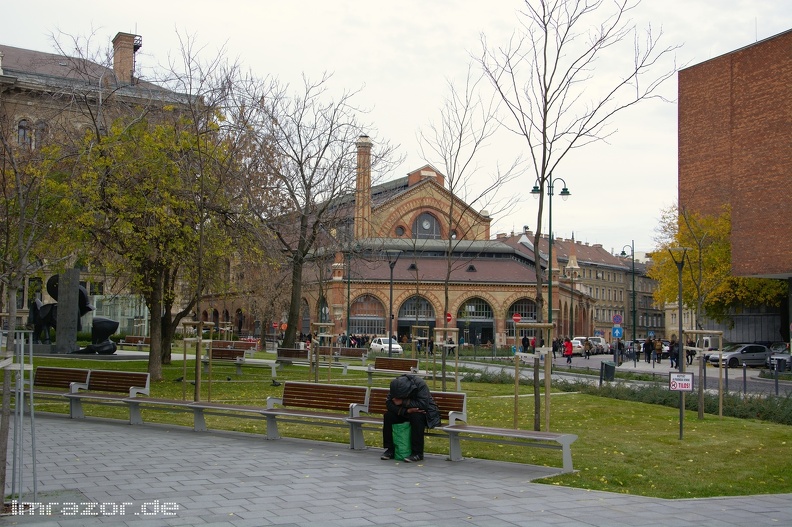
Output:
3 1 791 255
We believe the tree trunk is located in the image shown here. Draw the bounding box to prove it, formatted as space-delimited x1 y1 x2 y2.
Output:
282 255 304 349
146 281 164 381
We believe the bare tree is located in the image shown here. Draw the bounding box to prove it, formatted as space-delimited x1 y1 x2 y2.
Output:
418 65 520 389
479 0 678 326
238 73 396 348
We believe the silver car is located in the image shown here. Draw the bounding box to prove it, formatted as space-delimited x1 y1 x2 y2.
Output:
707 343 771 368
766 350 791 371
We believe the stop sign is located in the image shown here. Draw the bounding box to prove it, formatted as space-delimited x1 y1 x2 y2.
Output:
446 312 452 323
512 313 522 323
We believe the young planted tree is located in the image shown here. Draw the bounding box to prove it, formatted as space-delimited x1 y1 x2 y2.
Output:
479 0 678 325
418 67 520 390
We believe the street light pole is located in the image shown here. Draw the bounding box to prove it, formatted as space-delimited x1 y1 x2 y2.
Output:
620 241 637 352
386 250 402 357
668 246 690 440
346 249 351 344
531 178 570 333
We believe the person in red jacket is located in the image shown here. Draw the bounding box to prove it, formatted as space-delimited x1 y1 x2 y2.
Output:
563 337 574 364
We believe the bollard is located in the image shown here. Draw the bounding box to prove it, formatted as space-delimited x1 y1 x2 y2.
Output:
742 362 747 395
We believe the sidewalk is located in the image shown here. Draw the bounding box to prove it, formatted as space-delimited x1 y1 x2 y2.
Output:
6 414 792 526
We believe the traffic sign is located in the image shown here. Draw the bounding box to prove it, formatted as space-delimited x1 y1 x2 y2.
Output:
669 372 694 392
648 330 655 338
612 314 623 325
272 322 278 329
446 312 452 323
512 313 522 323
612 326 624 339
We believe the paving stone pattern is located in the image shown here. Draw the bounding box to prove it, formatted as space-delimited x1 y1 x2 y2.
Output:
5 414 792 526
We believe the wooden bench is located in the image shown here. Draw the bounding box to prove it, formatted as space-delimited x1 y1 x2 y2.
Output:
261 381 369 440
332 346 368 365
442 421 578 473
276 347 349 374
27 367 90 398
347 386 467 451
202 347 246 374
348 385 577 472
120 335 151 351
276 348 310 362
64 370 150 419
366 357 419 384
233 340 259 357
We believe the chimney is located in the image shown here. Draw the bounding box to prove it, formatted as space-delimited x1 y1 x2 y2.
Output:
354 135 372 240
112 32 141 85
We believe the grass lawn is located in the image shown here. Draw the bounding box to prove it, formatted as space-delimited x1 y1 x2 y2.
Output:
20 355 792 500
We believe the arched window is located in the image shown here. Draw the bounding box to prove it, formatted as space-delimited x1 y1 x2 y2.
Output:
17 120 31 148
507 299 538 338
398 295 435 321
412 213 441 239
34 121 48 148
350 294 386 336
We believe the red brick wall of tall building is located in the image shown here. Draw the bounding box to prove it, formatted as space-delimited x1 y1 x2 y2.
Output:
678 30 792 278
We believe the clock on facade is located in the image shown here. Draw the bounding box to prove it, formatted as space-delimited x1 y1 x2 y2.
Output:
422 219 431 230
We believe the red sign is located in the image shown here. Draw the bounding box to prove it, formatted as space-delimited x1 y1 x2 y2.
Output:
272 322 278 329
446 312 452 323
512 313 522 323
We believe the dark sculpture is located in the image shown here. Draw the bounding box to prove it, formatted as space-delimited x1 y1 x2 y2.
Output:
28 275 113 354
78 317 119 355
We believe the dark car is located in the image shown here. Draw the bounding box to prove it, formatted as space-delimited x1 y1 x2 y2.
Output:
707 343 772 368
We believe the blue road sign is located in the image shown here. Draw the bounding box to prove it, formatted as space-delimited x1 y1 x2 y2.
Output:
612 314 623 325
648 330 655 338
612 326 624 339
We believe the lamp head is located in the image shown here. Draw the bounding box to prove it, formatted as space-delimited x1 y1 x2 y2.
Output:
530 184 541 198
559 187 570 201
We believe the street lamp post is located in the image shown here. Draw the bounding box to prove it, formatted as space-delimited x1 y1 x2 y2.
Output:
620 241 637 358
668 246 690 440
386 250 402 357
346 249 351 343
531 178 570 331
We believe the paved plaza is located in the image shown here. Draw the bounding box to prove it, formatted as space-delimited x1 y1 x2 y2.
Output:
5 413 792 527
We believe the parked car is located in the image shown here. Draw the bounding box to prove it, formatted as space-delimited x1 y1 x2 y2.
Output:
588 337 608 354
569 338 585 356
766 349 792 371
769 341 790 353
707 343 772 368
369 337 403 355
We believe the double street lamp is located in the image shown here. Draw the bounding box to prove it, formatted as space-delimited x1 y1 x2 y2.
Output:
385 250 402 357
620 241 637 354
531 178 571 330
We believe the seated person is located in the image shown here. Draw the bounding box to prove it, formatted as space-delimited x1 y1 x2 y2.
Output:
381 375 440 463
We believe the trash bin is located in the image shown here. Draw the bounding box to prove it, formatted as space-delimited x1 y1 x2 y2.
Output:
776 358 787 373
601 361 616 382
511 345 517 355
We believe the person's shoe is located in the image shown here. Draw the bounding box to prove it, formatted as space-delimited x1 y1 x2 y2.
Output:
380 450 394 460
403 454 423 463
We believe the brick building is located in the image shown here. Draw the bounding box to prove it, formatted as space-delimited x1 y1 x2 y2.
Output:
678 29 792 337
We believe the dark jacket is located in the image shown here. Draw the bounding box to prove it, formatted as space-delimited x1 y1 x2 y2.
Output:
386 375 441 429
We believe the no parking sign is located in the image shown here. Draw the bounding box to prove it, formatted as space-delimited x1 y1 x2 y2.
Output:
669 373 694 392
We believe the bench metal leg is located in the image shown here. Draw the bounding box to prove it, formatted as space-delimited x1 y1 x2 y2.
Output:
446 431 463 461
69 398 85 419
128 402 143 425
265 415 280 440
270 364 279 378
236 363 244 375
193 408 207 432
367 372 373 386
349 423 367 450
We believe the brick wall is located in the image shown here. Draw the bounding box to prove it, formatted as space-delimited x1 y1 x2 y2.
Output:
678 30 792 278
